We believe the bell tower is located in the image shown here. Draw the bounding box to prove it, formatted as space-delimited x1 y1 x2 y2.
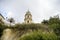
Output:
24 10 32 24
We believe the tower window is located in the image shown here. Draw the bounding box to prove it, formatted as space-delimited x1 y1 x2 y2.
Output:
27 20 29 23
28 16 29 18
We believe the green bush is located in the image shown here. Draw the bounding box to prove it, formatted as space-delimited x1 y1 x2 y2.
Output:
20 31 57 40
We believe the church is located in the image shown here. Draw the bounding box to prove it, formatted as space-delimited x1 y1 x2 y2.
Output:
24 10 32 24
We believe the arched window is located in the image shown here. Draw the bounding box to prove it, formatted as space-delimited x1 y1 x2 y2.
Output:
27 20 29 23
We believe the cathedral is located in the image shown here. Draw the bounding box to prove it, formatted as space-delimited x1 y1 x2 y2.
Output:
24 10 32 24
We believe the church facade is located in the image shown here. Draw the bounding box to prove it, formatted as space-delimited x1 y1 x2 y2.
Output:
24 10 32 24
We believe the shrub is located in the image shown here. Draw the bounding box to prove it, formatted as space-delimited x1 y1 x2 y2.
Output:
20 31 57 40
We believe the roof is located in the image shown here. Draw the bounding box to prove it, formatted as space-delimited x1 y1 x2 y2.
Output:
25 10 32 16
0 13 5 19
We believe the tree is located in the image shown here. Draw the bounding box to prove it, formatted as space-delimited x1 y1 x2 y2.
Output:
48 15 60 40
42 20 48 25
8 18 15 27
48 16 60 25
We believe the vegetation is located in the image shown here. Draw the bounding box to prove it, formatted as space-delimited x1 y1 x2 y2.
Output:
7 18 15 26
0 23 7 37
20 31 57 40
0 15 60 40
42 15 60 40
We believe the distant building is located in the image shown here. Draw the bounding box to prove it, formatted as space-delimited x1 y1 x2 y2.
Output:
0 13 5 23
24 10 32 24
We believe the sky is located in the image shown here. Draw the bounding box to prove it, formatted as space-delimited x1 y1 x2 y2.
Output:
0 0 60 23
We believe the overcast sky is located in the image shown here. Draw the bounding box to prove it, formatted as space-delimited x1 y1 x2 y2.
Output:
0 0 60 23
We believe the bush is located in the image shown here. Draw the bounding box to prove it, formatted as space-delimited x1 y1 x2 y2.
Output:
20 31 57 40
